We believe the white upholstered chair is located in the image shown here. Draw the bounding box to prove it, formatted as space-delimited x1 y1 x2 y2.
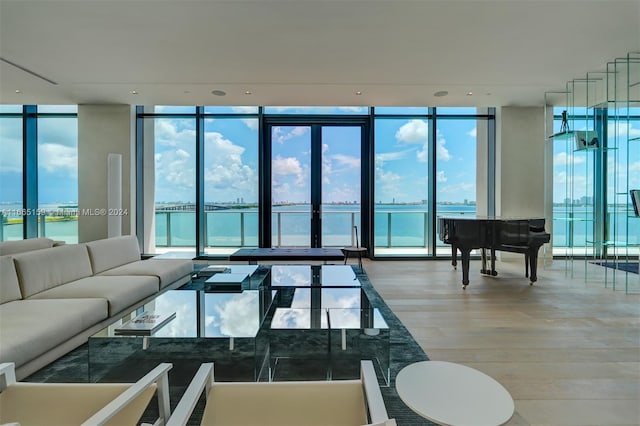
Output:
165 360 395 426
0 362 172 426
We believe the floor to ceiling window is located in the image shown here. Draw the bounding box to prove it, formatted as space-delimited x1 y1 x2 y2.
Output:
203 107 259 254
434 108 482 254
137 105 491 258
373 108 430 255
0 105 78 243
372 107 490 257
148 106 197 251
36 105 78 243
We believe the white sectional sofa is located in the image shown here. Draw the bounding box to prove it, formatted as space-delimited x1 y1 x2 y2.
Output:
0 235 193 380
0 237 62 256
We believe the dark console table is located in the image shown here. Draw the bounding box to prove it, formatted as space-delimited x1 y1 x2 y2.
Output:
229 248 345 264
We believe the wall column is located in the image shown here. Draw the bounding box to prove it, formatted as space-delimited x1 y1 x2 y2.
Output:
495 106 548 262
78 104 133 242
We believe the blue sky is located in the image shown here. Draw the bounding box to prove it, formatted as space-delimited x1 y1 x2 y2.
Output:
152 107 481 205
6 106 637 207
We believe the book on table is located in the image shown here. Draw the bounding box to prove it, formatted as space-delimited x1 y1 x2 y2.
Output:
198 265 231 277
115 311 176 336
205 272 250 291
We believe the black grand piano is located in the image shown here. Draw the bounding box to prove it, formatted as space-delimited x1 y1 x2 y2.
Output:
438 216 550 288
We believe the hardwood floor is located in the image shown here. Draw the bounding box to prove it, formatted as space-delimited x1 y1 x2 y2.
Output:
363 258 640 426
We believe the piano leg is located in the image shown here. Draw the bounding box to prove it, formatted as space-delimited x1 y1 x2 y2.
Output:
451 244 458 270
460 248 471 289
480 248 499 276
480 248 488 274
490 248 498 276
528 247 541 284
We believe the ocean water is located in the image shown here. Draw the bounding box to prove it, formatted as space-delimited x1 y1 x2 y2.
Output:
3 203 638 252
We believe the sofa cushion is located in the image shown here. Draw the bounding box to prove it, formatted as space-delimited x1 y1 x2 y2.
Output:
99 259 192 289
0 238 55 256
12 244 94 298
0 256 21 304
27 275 159 316
85 235 141 275
0 298 108 367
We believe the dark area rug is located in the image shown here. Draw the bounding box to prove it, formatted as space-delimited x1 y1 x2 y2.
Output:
592 261 639 274
25 266 434 425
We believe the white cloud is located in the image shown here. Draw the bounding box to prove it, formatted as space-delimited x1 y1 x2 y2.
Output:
38 119 77 148
274 126 309 144
213 292 260 337
439 182 474 194
375 148 413 165
375 165 404 201
436 132 451 161
241 118 258 130
395 120 428 144
273 155 303 176
417 142 428 163
437 170 447 182
331 153 361 169
554 152 585 167
467 128 477 138
608 121 640 139
338 106 367 113
38 143 77 176
0 139 22 172
155 119 196 147
554 171 589 197
231 107 257 114
324 183 360 203
155 149 195 199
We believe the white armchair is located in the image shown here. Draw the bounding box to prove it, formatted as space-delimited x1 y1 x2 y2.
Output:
0 362 172 426
166 360 394 426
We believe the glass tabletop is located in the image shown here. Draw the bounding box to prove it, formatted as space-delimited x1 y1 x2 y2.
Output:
269 265 360 287
92 288 276 339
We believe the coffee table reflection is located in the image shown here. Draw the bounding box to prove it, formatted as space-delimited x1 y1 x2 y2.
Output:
89 289 275 382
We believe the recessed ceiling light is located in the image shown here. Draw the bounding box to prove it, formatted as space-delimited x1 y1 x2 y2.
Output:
434 91 448 97
184 90 191 94
355 91 362 95
244 91 252 95
15 89 22 94
129 90 138 95
211 90 226 96
466 91 473 96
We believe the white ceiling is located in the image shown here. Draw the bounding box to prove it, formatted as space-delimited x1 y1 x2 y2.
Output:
1 0 639 107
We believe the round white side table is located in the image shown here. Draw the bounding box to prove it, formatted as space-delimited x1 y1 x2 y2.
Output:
395 361 514 426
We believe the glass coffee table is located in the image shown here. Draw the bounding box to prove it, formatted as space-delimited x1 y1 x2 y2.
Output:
268 287 390 384
88 264 391 386
88 287 276 383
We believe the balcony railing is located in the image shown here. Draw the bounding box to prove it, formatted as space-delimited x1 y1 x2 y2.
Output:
0 211 79 243
152 209 473 249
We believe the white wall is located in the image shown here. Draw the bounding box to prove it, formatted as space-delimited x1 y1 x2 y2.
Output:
78 104 133 242
496 106 548 261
